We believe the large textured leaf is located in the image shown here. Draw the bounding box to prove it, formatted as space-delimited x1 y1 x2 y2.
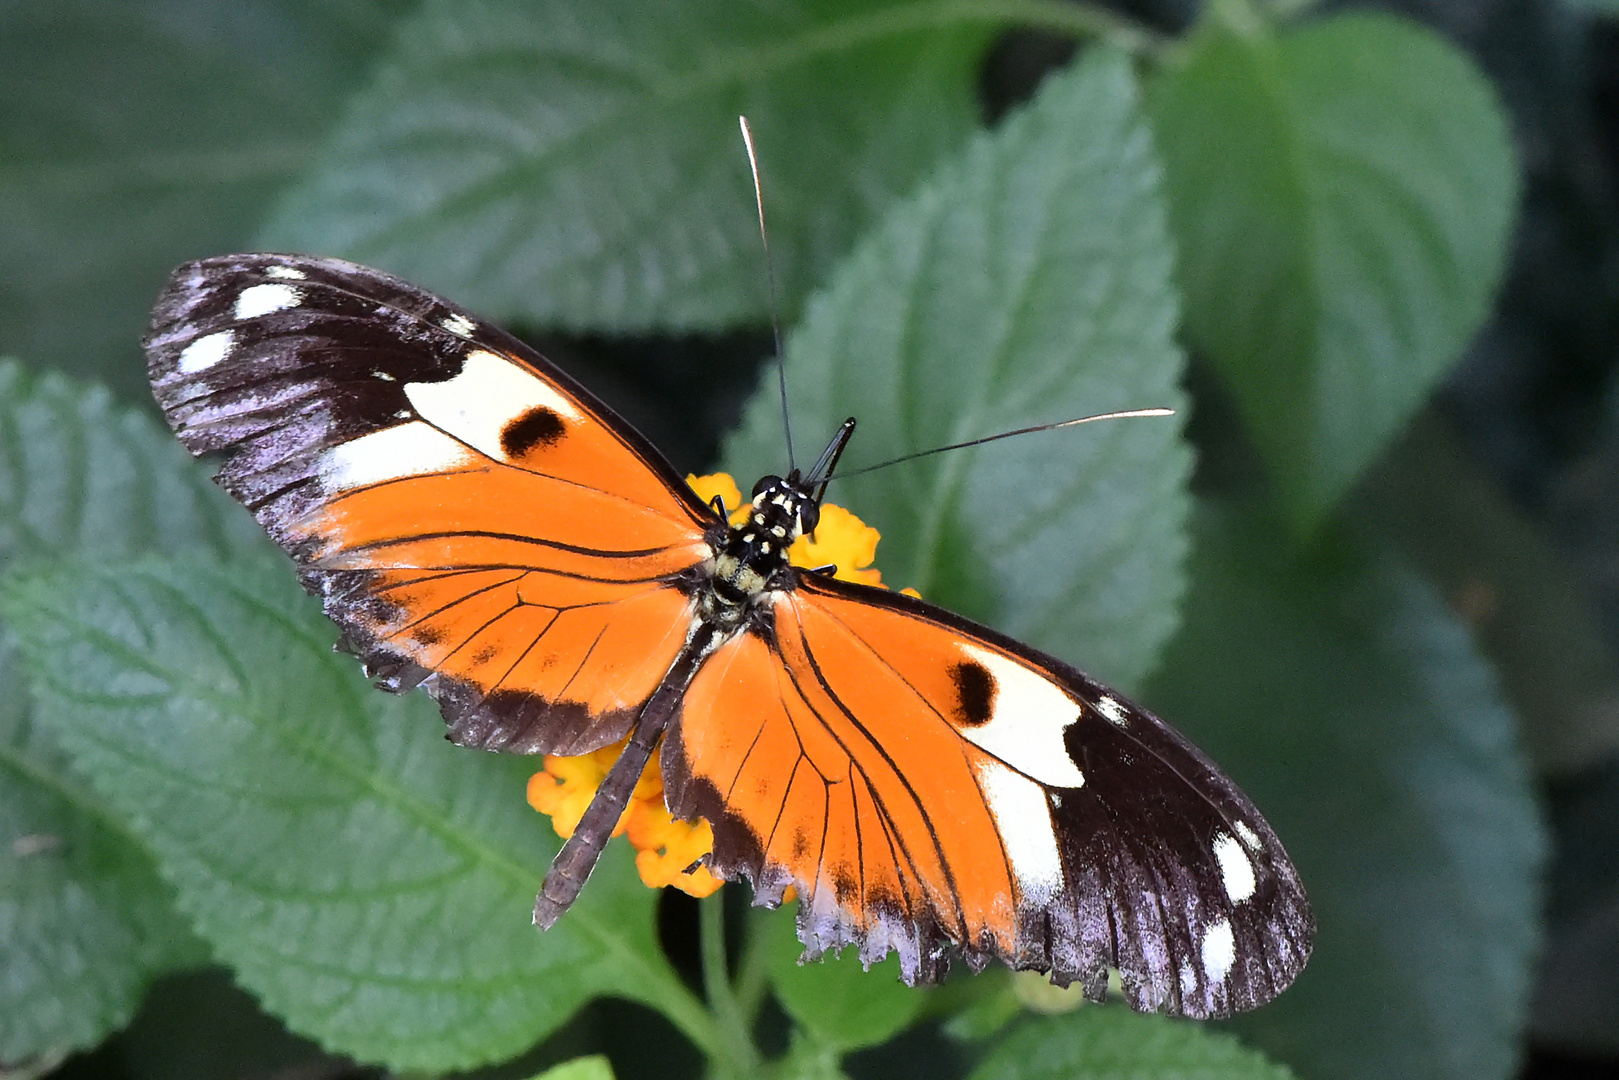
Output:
723 46 1189 690
0 362 266 566
0 361 261 1066
1357 415 1619 773
0 661 203 1073
1150 12 1517 527
257 0 990 334
0 0 406 400
967 1010 1295 1080
0 558 707 1073
1145 505 1545 1080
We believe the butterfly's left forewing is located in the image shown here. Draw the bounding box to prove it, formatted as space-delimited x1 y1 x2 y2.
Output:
146 254 717 757
662 573 1312 1018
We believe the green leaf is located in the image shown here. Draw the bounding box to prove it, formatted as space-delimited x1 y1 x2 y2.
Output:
1150 12 1517 528
771 1034 850 1080
938 975 1021 1043
0 651 204 1071
527 1054 616 1080
0 0 406 400
257 0 991 334
967 1010 1296 1080
0 361 267 566
0 557 710 1073
762 901 923 1052
0 360 264 1065
1355 414 1619 773
1145 504 1546 1080
722 46 1190 691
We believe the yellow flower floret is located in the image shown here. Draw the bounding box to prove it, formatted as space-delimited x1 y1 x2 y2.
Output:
686 472 747 526
525 741 656 840
625 781 725 897
788 502 884 587
527 471 912 897
526 736 722 898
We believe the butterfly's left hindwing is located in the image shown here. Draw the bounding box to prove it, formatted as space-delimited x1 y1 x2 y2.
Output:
146 254 717 757
662 573 1312 1018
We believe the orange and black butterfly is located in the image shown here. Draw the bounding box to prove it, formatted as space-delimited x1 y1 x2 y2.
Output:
145 253 1312 1019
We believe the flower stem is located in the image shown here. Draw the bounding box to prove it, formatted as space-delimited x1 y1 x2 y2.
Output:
701 891 762 1076
733 907 774 1026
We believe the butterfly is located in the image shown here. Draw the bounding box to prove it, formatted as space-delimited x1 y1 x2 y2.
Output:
145 253 1312 1019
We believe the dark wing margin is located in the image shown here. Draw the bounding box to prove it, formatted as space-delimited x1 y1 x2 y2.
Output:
663 572 1313 1019
145 253 718 756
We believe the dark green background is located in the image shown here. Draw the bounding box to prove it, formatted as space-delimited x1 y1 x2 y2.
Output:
2 2 1617 1079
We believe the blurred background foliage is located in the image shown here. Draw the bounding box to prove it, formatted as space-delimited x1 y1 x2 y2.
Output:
2 0 1618 1079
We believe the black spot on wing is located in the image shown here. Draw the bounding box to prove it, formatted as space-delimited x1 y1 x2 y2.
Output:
833 864 859 903
1060 721 1094 776
501 406 568 458
949 660 996 727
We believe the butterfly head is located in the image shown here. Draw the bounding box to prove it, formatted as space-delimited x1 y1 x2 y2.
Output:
708 474 819 601
702 420 856 619
750 471 821 536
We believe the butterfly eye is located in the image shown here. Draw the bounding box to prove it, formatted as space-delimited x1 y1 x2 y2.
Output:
797 500 820 535
751 475 781 498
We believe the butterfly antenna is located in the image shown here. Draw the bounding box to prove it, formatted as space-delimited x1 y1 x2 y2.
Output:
740 115 795 472
805 417 857 501
833 407 1176 481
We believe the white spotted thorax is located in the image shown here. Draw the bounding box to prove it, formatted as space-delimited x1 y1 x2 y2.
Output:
702 475 820 632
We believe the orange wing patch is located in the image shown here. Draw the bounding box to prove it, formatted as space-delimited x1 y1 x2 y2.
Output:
374 571 693 719
666 602 1025 978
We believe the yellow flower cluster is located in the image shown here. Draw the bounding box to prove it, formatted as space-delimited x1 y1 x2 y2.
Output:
526 471 911 896
526 740 723 898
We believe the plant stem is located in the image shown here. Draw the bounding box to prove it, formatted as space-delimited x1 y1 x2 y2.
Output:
702 892 762 1076
734 907 775 1026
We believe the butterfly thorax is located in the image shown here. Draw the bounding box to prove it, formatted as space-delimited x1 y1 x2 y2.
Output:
699 473 820 628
